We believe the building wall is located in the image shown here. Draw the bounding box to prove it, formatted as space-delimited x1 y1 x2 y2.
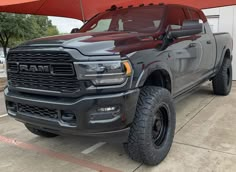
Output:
203 6 236 80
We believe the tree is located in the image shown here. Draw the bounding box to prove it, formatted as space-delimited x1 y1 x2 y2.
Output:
0 13 59 57
46 25 60 36
27 15 59 39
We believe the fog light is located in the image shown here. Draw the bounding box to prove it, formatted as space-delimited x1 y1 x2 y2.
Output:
90 106 121 123
7 101 17 112
97 106 120 112
61 111 76 123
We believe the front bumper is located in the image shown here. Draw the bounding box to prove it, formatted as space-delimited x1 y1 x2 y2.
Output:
4 88 140 141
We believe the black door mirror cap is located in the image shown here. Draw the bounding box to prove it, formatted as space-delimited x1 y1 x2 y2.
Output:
168 20 203 39
71 28 80 34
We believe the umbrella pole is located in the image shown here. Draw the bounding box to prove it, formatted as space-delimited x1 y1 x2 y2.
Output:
79 0 85 22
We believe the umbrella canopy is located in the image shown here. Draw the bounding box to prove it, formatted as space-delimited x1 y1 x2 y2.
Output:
0 0 38 6
0 0 236 21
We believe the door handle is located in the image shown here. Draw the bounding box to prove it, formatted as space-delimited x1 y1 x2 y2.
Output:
207 40 212 44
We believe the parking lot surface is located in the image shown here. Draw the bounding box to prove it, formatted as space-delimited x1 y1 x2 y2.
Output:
0 83 236 172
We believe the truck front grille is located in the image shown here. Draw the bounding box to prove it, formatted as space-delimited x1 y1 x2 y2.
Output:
7 51 89 93
18 103 58 120
8 73 84 93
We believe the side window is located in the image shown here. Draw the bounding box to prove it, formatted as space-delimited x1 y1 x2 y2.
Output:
188 9 200 20
166 7 186 29
187 9 205 34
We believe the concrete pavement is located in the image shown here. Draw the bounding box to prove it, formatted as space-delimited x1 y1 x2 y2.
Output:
0 83 236 171
0 90 6 115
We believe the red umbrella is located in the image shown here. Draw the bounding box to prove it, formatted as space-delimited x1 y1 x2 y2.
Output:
0 0 38 6
0 0 236 21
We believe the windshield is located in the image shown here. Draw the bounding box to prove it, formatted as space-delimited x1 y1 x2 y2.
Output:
80 6 165 33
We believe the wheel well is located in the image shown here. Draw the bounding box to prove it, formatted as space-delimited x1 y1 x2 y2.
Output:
144 70 172 93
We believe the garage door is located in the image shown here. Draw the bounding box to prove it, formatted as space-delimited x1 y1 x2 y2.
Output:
204 6 236 80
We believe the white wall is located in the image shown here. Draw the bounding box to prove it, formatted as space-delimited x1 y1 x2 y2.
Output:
203 6 236 80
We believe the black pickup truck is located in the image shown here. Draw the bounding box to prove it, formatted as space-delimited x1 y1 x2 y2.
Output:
4 4 233 165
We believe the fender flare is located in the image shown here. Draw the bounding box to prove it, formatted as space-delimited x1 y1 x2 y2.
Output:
135 61 173 92
217 46 232 73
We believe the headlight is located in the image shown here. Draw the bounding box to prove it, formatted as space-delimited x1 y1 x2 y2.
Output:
75 60 132 86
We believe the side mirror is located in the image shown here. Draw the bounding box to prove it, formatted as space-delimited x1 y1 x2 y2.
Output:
168 20 203 38
71 28 80 34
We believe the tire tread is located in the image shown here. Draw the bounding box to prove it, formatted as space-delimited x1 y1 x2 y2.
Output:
126 86 176 165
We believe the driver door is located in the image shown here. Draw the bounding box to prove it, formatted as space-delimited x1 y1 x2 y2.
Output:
164 6 203 94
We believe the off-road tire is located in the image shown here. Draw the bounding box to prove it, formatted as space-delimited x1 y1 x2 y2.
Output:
25 124 58 138
126 86 176 166
213 58 232 96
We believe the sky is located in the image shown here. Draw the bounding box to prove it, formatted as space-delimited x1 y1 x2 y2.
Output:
49 16 84 34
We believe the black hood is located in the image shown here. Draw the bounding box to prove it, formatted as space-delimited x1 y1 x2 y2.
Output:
19 31 162 56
